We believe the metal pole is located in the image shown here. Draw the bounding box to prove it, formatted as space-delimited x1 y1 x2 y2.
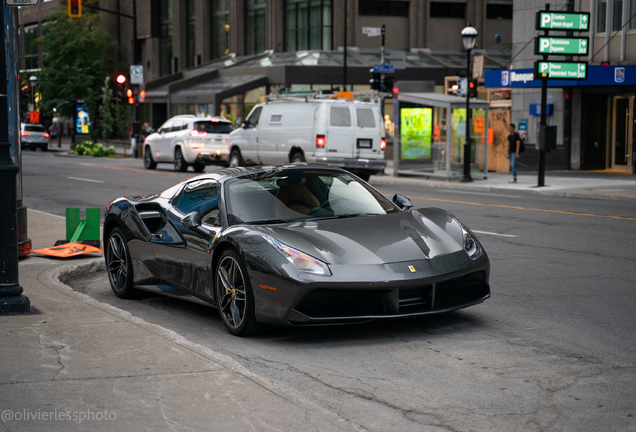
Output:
538 3 550 187
343 0 347 91
461 47 473 182
132 0 140 158
0 4 30 315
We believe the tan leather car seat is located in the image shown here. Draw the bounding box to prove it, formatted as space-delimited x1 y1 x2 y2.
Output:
276 184 321 215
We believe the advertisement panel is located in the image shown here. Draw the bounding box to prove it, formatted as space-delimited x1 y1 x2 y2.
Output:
400 108 432 159
75 103 91 134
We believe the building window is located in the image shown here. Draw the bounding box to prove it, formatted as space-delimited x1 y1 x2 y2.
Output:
630 0 636 29
598 0 607 32
430 2 466 19
160 0 173 76
246 0 266 55
486 4 512 20
359 0 409 17
186 0 195 68
212 0 229 59
24 24 38 70
612 0 623 31
285 0 332 51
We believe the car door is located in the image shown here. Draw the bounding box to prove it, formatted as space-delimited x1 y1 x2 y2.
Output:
326 105 354 158
165 120 186 161
241 106 263 164
353 107 382 160
153 120 174 161
151 178 221 299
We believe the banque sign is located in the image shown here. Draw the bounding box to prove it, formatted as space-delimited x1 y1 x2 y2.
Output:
5 0 40 5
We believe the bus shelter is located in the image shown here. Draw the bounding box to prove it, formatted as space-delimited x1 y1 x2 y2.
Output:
392 93 490 180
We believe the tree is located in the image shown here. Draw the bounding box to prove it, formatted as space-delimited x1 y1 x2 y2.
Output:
37 3 118 135
98 77 114 142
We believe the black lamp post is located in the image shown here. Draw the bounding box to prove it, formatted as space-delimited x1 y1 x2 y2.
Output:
460 24 477 183
29 75 37 110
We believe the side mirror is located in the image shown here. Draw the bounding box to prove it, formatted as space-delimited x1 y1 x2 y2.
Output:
392 194 413 211
160 130 165 136
181 211 202 229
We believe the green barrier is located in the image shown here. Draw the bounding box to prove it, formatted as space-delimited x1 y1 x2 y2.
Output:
66 208 100 244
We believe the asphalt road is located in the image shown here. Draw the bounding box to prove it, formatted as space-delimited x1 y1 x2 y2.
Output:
21 150 636 431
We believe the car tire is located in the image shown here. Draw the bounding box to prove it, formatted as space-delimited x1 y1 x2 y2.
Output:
144 146 157 170
290 151 305 163
105 227 138 299
193 162 206 173
174 147 188 172
41 144 48 152
215 249 262 337
229 149 244 167
357 173 370 182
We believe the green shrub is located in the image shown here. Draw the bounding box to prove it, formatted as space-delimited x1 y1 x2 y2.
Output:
74 140 115 157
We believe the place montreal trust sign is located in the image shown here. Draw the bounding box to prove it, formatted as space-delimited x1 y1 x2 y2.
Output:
535 61 588 80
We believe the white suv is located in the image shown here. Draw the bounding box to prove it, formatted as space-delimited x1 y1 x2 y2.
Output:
143 115 234 172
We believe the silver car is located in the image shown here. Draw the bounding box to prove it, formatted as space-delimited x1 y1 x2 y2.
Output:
143 115 234 172
21 123 49 151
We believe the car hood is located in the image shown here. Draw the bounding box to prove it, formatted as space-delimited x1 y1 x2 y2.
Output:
256 208 465 265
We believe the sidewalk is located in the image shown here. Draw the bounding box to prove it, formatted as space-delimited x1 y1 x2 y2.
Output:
0 210 354 431
370 160 636 202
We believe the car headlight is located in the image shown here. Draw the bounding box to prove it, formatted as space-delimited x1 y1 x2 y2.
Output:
262 235 331 276
461 226 482 260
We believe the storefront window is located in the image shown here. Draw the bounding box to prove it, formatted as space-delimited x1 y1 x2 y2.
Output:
285 0 332 51
160 0 173 76
212 0 229 59
24 25 38 70
246 0 266 55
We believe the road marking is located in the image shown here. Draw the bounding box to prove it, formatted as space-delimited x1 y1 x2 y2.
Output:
68 176 104 184
79 163 180 176
472 230 518 238
407 196 636 222
438 189 522 199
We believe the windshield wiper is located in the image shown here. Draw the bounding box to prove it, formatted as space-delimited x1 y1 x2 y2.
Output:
305 213 378 221
246 218 292 225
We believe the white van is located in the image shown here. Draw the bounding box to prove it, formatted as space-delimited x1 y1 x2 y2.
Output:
228 98 387 180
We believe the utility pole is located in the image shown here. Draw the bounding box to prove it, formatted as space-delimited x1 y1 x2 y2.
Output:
538 3 550 188
132 0 139 158
0 4 30 315
343 0 347 91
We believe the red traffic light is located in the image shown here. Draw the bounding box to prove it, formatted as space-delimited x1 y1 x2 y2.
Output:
116 74 127 85
126 89 133 97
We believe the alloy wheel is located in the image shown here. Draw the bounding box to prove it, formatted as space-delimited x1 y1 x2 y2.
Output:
107 232 128 293
216 256 247 329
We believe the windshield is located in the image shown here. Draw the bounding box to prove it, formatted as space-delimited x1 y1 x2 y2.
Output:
225 169 397 225
194 121 234 134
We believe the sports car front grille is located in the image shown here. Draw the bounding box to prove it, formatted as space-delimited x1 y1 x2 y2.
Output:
294 289 385 318
292 271 488 320
434 271 488 310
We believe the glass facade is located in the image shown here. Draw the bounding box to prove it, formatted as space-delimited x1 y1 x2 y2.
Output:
24 25 38 70
285 0 332 51
160 0 173 76
246 0 266 55
187 0 195 68
212 0 229 59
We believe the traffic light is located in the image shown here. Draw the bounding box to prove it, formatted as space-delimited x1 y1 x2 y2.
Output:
370 70 381 91
126 88 135 105
116 74 127 85
68 0 81 18
116 74 126 104
381 76 395 93
468 79 478 98
117 90 126 104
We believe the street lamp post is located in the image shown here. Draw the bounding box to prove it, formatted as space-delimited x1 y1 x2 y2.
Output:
29 75 37 110
460 25 478 183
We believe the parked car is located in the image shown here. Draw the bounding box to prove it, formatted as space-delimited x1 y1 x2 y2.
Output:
103 164 490 336
228 98 387 181
20 123 49 151
143 115 234 172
